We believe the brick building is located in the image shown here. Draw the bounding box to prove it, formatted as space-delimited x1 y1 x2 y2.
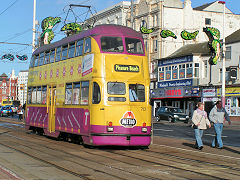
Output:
0 71 18 105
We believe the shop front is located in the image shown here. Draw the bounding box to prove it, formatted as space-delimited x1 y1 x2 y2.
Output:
151 86 200 117
217 87 240 118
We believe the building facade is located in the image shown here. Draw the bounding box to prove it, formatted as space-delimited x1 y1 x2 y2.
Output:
17 70 28 105
86 0 240 90
0 71 18 105
153 29 240 120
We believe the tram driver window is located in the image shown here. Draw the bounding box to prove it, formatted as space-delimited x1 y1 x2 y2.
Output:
129 84 145 102
92 82 101 104
101 37 123 52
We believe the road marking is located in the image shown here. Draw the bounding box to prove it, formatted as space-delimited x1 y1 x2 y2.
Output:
205 133 227 138
154 129 173 132
152 144 240 160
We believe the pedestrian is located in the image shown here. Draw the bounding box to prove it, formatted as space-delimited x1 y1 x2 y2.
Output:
17 104 23 121
192 102 211 150
209 101 231 149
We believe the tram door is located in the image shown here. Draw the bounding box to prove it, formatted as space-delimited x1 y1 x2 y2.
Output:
47 85 56 133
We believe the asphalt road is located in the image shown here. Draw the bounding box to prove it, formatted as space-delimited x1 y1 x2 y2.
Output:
153 122 240 148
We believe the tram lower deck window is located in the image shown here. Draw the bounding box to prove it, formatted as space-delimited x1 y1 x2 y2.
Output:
107 82 125 95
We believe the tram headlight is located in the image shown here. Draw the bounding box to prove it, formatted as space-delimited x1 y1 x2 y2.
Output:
107 122 114 132
142 127 147 133
142 123 147 133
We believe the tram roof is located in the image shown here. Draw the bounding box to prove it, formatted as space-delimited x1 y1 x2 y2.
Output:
33 24 143 55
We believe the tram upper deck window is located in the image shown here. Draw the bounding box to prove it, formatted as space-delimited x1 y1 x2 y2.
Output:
84 38 91 53
55 47 61 62
34 55 39 67
101 37 123 52
61 45 68 60
49 49 55 63
125 38 144 54
30 56 35 68
39 53 45 66
108 82 125 95
68 43 76 58
75 40 83 57
44 51 50 65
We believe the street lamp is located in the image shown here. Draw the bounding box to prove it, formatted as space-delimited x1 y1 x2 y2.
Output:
218 1 226 107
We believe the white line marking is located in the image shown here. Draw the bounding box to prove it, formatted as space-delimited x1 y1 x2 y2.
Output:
71 111 80 128
154 129 173 132
205 133 227 138
152 143 240 160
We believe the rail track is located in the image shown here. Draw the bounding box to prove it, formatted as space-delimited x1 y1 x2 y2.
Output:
0 118 239 179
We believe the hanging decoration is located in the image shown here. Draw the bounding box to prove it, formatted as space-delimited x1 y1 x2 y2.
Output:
40 16 61 45
160 30 177 39
1 54 15 61
16 55 28 61
61 23 83 36
203 27 221 65
139 20 156 34
181 30 199 40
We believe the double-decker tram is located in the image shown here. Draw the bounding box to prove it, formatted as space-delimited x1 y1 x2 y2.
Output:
26 24 151 147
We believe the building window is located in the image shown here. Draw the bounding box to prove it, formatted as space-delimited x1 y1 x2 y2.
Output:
205 18 211 25
172 65 178 80
194 63 199 78
179 64 186 79
225 46 231 60
203 60 208 78
186 63 193 78
158 67 164 81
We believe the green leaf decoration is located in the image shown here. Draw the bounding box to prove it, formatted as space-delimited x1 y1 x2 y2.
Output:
203 27 222 65
40 16 61 44
160 30 177 39
140 26 155 34
181 30 199 40
61 23 83 33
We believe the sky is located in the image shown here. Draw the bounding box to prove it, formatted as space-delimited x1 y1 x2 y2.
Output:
0 0 239 77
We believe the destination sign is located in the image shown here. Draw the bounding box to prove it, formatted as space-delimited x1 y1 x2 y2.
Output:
114 64 139 72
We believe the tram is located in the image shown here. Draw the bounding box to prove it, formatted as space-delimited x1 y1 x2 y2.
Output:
26 24 151 147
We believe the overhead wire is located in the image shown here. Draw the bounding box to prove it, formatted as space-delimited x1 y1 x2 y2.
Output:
0 0 20 17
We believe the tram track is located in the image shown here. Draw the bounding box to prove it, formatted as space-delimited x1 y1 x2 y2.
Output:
0 120 239 179
0 131 156 179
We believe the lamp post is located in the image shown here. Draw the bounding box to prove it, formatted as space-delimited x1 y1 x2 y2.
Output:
219 1 226 107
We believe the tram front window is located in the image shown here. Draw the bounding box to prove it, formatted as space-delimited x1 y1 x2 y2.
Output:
101 37 123 52
125 38 144 54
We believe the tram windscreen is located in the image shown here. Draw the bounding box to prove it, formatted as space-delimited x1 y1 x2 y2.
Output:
101 37 124 52
125 38 144 54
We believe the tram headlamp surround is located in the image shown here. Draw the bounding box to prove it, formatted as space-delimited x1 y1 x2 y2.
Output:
142 127 147 133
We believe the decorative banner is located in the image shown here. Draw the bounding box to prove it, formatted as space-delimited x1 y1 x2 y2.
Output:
41 16 61 44
160 30 177 39
140 20 156 34
61 23 83 35
16 55 28 61
203 27 221 65
1 54 14 61
181 30 199 40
